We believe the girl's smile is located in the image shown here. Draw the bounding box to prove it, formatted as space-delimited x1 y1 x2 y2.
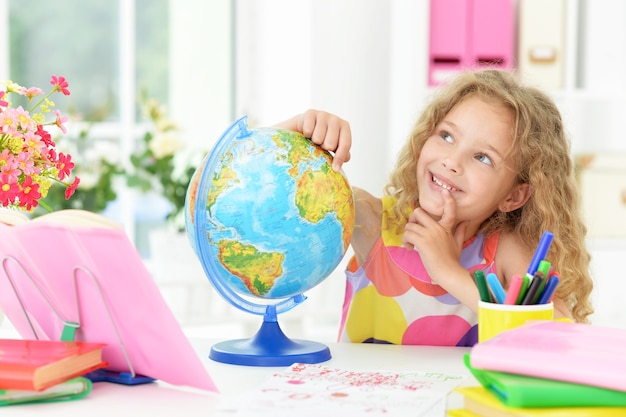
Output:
430 172 462 192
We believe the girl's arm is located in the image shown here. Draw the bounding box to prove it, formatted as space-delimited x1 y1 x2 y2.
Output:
350 187 382 266
275 109 352 171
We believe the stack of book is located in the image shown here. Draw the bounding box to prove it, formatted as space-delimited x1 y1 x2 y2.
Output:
0 338 106 406
449 321 626 416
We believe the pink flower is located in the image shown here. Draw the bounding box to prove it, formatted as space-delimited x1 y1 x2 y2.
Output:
0 174 19 207
23 130 47 155
65 177 80 199
46 148 57 162
36 125 53 146
0 150 19 182
0 149 16 168
0 91 8 107
0 165 19 183
16 151 37 176
17 175 42 210
0 108 18 134
20 86 44 100
50 75 70 96
15 106 35 131
54 109 68 134
56 152 75 181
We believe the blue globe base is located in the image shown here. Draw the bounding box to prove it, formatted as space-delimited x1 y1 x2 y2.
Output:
209 315 331 367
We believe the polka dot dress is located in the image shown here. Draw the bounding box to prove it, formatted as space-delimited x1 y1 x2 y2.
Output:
338 197 498 347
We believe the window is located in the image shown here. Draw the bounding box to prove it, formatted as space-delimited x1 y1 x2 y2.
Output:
8 0 169 122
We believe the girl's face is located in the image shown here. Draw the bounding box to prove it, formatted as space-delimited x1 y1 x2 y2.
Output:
416 96 529 233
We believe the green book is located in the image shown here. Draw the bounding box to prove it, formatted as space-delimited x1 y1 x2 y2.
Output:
464 354 626 408
0 377 92 406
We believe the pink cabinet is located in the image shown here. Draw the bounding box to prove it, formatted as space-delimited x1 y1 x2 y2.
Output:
428 0 515 86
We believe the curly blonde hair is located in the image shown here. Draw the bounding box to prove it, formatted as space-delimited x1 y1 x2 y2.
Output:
385 69 593 323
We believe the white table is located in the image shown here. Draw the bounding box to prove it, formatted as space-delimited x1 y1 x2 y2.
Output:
6 338 475 416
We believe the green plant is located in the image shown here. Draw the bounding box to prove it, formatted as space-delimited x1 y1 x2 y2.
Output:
124 97 199 230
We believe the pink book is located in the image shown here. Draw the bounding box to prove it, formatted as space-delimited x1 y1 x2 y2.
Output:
0 212 217 392
469 321 626 392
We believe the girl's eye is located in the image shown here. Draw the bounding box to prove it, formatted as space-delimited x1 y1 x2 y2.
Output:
441 131 453 143
476 153 493 166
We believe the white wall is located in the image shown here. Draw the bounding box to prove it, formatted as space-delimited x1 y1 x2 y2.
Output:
169 0 234 153
558 0 626 154
234 0 423 197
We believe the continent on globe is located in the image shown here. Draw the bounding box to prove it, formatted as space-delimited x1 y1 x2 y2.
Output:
218 239 284 297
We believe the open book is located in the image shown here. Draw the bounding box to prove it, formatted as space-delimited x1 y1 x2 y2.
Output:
0 208 217 392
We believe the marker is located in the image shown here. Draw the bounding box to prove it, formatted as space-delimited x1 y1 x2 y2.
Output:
537 260 551 277
515 275 531 305
534 260 551 303
486 273 506 304
526 231 554 279
473 270 493 303
521 272 544 305
537 274 560 304
503 274 523 305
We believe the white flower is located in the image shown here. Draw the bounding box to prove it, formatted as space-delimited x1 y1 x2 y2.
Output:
148 131 184 159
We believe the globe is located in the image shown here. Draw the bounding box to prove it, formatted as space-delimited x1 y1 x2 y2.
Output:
185 116 355 366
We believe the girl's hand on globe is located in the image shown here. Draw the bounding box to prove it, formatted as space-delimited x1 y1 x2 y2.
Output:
275 109 352 171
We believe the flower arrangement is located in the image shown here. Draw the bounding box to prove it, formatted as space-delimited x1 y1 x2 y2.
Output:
125 96 200 230
0 76 80 211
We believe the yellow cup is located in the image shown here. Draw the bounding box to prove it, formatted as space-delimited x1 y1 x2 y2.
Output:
478 301 554 343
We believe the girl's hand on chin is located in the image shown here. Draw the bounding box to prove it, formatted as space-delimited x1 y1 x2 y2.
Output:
402 190 468 275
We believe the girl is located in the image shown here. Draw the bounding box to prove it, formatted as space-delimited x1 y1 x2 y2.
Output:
275 69 593 346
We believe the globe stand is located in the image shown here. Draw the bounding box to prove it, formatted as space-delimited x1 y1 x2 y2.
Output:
209 304 331 366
